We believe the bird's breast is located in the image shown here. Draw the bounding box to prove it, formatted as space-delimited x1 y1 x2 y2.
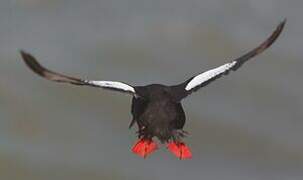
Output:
141 100 177 124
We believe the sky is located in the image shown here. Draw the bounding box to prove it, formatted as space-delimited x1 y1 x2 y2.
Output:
0 0 303 179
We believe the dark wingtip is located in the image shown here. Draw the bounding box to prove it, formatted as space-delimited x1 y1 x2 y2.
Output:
277 18 286 34
19 50 46 77
229 19 286 71
19 49 29 61
20 49 33 67
266 19 286 47
250 19 286 56
277 18 287 35
281 18 287 26
20 49 33 63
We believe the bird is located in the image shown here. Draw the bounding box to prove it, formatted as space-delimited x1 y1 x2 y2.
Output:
20 20 285 160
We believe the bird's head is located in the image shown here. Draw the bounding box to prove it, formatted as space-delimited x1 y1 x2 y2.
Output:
134 84 173 101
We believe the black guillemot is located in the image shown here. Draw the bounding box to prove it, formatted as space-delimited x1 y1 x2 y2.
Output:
20 20 285 159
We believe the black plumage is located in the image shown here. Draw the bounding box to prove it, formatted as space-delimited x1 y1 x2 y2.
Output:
19 20 285 158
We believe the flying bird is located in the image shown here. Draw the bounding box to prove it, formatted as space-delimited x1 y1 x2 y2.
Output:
20 20 285 159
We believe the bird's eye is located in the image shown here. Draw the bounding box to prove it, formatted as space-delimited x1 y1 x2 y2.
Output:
135 94 145 99
136 94 149 101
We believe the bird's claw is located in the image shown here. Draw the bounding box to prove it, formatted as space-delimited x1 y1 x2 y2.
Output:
132 138 158 158
167 141 192 159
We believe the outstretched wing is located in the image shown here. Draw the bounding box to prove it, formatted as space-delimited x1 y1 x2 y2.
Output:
20 51 136 95
171 20 286 101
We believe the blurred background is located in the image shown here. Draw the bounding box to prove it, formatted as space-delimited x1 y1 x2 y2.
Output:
1 0 303 179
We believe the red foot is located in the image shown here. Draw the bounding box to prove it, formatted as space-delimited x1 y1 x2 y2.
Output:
167 142 192 159
132 139 158 158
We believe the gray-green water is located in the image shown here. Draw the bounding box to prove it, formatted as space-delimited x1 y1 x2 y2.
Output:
1 0 302 179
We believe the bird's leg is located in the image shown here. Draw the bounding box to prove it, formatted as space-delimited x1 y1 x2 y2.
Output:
172 129 189 140
167 130 192 159
167 141 192 159
131 138 158 158
136 125 146 139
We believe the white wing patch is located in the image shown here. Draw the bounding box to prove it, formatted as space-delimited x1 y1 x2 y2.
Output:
87 80 135 93
185 61 237 91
